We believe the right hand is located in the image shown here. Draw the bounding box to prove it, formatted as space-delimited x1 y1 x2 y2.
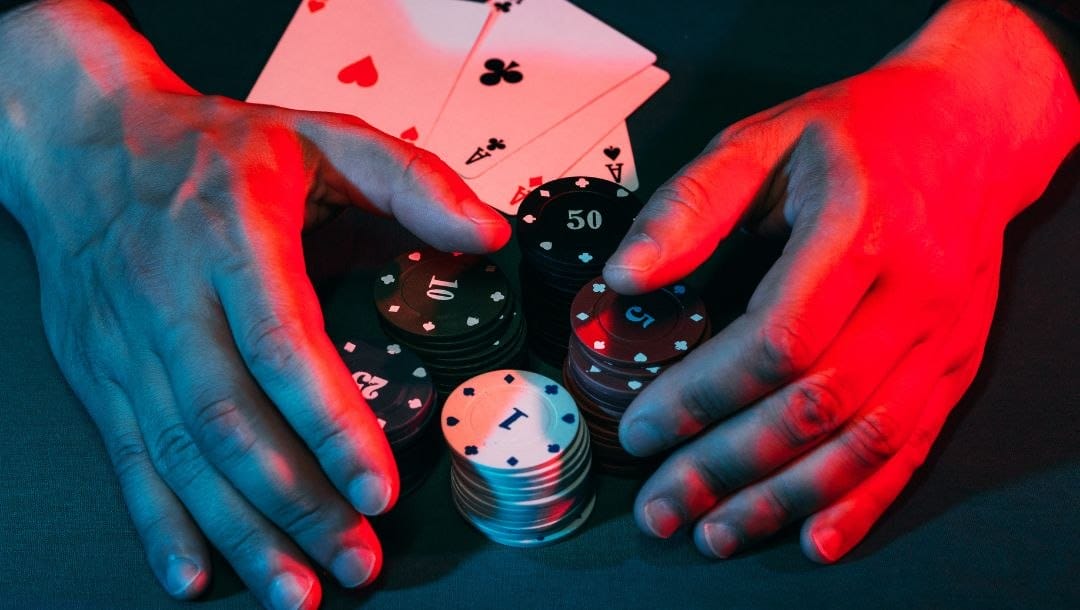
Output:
0 2 510 608
601 0 1078 564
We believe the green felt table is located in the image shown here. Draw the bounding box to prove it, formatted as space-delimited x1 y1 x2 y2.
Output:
1 1 1078 608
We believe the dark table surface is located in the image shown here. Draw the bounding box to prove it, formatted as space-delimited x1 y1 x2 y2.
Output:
2 1 1078 608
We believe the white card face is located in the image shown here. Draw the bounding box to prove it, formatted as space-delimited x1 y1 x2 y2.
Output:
566 122 640 192
464 65 668 214
246 0 491 144
424 0 657 178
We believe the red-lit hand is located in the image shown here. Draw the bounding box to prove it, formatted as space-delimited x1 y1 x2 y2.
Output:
0 2 508 608
603 0 1079 562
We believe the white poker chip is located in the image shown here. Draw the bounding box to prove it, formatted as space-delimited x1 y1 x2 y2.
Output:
453 428 591 501
442 370 581 472
453 461 593 521
455 443 592 507
453 492 596 548
443 369 596 547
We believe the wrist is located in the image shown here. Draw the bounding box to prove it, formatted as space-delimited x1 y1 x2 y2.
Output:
0 0 193 234
872 0 1079 221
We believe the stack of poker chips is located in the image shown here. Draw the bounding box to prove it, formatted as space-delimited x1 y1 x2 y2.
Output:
562 279 710 475
442 370 595 547
516 176 640 365
373 248 527 396
335 337 438 496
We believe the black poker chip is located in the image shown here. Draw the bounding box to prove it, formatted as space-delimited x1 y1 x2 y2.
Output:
374 248 512 341
517 176 639 271
373 248 526 395
516 177 642 365
562 278 710 475
570 278 708 366
333 336 438 496
336 337 435 444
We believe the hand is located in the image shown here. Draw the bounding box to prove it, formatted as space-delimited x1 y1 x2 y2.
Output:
0 2 509 608
603 0 1078 562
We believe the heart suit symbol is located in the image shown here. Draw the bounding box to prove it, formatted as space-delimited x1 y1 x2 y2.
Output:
338 56 378 87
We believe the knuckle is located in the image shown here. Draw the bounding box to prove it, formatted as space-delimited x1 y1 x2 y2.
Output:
311 415 352 457
773 376 843 448
406 146 440 169
390 143 436 197
943 350 983 385
712 105 787 150
277 497 332 538
219 522 266 561
151 423 207 490
757 319 815 383
684 452 741 498
846 408 904 468
756 484 795 529
712 124 746 149
135 509 174 543
678 379 729 428
243 314 300 375
188 393 256 466
904 431 936 473
652 173 712 221
107 430 152 483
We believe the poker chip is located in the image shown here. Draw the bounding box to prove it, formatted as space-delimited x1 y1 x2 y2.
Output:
442 370 595 547
516 177 641 365
517 176 638 271
373 248 527 395
571 279 708 366
562 279 711 474
334 337 438 496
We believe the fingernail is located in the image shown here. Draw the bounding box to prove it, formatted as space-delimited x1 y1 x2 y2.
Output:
811 527 843 563
701 522 740 558
608 233 661 272
642 498 682 538
331 547 377 588
348 473 392 515
462 198 500 224
165 554 203 598
622 418 666 456
269 572 314 610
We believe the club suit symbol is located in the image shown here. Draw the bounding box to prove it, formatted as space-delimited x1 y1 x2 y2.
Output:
480 58 523 86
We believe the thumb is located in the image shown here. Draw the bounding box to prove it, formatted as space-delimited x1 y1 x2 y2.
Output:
603 124 789 294
295 112 511 253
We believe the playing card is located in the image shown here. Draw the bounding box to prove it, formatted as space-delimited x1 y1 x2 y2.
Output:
424 0 657 178
247 0 491 145
566 122 640 192
464 65 668 214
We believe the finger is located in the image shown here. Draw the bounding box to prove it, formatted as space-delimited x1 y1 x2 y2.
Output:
603 120 790 295
799 362 976 563
632 281 919 538
801 274 1001 563
293 112 510 253
618 126 881 456
690 344 936 559
129 352 323 610
82 376 210 600
692 272 999 559
214 238 399 518
158 307 383 588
